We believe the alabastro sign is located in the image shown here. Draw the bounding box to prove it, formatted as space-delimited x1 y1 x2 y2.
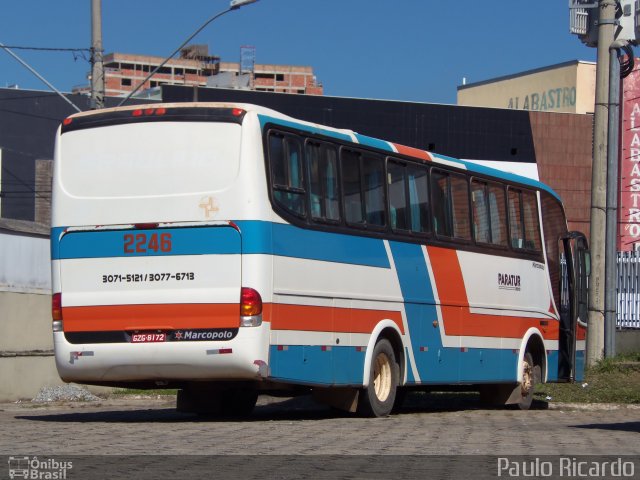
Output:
620 60 640 251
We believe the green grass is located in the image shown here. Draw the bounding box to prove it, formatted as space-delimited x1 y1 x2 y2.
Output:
535 353 640 404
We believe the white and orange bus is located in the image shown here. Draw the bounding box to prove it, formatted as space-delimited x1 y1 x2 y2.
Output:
51 103 589 417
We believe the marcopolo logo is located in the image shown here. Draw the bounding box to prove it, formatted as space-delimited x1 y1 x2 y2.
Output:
8 456 73 479
173 329 236 341
498 273 521 292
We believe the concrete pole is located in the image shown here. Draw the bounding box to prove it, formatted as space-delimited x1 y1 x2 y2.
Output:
587 0 617 366
90 0 105 109
604 46 620 358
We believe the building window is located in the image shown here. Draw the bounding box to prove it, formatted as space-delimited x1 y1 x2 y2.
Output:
255 73 275 80
121 78 132 87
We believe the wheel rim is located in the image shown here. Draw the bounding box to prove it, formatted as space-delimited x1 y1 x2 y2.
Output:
521 357 533 396
373 351 392 402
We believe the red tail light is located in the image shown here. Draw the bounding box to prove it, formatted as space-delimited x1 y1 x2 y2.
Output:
132 108 167 117
52 293 63 321
240 288 262 316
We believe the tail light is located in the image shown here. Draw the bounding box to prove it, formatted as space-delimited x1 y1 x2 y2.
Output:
52 293 63 332
52 293 63 320
240 288 262 326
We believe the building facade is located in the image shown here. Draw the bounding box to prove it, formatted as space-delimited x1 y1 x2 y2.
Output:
74 46 323 97
457 60 596 114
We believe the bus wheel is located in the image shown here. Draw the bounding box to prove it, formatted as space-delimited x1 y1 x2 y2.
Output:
358 338 399 417
518 352 536 410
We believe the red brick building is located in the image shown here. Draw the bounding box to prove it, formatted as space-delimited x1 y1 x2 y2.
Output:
74 46 323 97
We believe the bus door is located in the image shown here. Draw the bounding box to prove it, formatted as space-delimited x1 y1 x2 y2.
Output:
558 232 589 382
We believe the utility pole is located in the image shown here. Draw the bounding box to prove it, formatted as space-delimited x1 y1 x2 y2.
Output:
90 0 105 109
587 0 617 365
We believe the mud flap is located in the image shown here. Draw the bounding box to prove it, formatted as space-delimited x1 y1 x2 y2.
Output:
312 387 359 413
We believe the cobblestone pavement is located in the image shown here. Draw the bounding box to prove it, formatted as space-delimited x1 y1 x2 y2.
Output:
1 394 639 456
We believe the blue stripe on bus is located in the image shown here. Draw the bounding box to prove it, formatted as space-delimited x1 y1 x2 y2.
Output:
574 349 585 382
52 221 391 268
388 240 518 384
55 227 240 259
236 221 390 268
269 345 366 386
353 133 393 152
546 350 560 382
258 115 353 142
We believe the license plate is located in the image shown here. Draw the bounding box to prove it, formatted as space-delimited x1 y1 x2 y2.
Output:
131 332 166 343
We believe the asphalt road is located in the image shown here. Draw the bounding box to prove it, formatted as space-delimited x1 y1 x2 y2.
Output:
1 393 639 479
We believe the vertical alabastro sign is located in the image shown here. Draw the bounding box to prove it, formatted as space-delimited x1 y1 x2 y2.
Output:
620 59 640 250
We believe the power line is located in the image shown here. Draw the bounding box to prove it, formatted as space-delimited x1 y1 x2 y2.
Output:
0 45 89 53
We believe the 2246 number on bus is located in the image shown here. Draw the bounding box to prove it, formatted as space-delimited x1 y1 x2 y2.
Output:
124 233 172 254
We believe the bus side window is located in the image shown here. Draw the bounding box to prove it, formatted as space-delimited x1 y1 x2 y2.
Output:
522 190 542 251
508 188 524 249
407 165 429 234
270 132 306 217
488 183 508 246
471 180 490 243
450 174 471 240
307 141 340 223
341 149 365 225
324 147 340 221
388 161 408 231
363 154 386 227
432 171 451 236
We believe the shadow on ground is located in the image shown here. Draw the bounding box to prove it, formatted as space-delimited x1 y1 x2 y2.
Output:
13 391 549 423
570 421 640 433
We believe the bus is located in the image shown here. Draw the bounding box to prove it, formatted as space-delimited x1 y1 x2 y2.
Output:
51 102 589 417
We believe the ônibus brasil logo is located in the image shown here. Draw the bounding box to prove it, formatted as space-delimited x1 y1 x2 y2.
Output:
8 456 73 479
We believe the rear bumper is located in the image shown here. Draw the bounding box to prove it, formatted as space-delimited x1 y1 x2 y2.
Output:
53 324 270 383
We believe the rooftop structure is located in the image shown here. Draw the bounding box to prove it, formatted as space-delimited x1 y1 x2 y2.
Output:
73 45 323 97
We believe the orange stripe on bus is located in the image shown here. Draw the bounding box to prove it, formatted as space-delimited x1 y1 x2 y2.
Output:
393 143 432 162
270 304 404 334
63 303 240 331
427 246 559 340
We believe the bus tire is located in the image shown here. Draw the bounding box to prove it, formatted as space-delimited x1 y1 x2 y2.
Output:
358 338 399 417
518 352 537 410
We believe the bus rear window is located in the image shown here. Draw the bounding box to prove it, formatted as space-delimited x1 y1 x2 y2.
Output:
59 122 241 198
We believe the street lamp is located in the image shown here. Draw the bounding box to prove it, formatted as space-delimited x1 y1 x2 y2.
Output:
118 0 259 106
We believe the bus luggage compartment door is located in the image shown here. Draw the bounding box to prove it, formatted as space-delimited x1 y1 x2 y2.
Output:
56 224 242 341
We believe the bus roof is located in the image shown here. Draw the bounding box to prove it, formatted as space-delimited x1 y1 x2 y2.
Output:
63 102 561 201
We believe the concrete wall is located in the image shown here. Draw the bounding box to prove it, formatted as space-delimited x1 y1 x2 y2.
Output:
0 291 64 401
616 330 640 355
0 227 63 402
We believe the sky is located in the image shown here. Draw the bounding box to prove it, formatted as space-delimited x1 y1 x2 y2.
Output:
0 0 599 105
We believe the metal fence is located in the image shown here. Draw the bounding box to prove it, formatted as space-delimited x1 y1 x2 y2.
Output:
560 252 640 329
617 251 640 329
